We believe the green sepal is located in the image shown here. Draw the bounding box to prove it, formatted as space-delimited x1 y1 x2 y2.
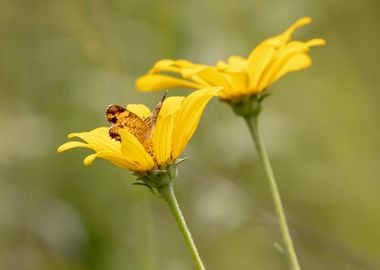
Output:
130 163 181 193
151 169 167 177
225 90 271 118
166 163 178 180
132 182 155 194
258 91 271 102
175 156 188 165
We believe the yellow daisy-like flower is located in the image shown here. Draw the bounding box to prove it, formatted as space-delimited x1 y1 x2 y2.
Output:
136 17 326 101
57 87 221 173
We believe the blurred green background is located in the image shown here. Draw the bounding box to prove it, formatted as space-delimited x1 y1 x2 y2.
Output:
1 0 379 269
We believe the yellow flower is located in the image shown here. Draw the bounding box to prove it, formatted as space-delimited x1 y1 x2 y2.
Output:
57 87 222 172
136 17 326 101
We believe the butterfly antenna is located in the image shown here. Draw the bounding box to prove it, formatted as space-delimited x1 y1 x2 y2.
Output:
160 91 168 102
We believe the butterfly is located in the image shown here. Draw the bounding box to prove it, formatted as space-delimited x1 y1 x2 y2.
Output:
105 93 167 145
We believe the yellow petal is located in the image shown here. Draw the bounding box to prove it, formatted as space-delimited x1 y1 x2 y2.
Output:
171 87 222 158
136 74 204 92
84 153 98 166
197 68 234 90
262 53 312 89
196 68 248 98
258 37 325 90
58 127 129 168
273 41 309 59
226 72 248 93
119 129 155 171
216 60 229 70
152 96 184 165
174 59 203 69
57 141 91 153
263 17 312 47
153 113 174 166
68 127 121 153
186 74 213 88
219 72 249 100
283 17 312 40
247 43 276 90
126 104 151 119
159 96 185 118
180 65 210 78
256 42 308 89
59 126 152 171
225 55 247 72
149 59 199 74
306 38 326 47
83 151 142 171
149 59 178 73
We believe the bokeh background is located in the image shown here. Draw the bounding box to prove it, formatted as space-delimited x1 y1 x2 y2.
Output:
1 0 379 269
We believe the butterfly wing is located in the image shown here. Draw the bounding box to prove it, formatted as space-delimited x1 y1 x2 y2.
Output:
106 105 149 142
105 93 167 156
144 92 167 128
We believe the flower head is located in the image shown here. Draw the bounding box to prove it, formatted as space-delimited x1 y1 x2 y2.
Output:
57 87 221 176
136 17 325 102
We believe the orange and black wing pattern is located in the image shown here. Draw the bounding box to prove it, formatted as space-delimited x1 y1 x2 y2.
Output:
106 105 148 142
105 93 167 144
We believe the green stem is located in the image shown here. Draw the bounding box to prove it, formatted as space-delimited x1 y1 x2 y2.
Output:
244 116 301 270
159 182 206 270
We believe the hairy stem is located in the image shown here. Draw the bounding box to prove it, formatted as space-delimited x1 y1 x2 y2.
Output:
245 116 301 270
159 182 206 270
